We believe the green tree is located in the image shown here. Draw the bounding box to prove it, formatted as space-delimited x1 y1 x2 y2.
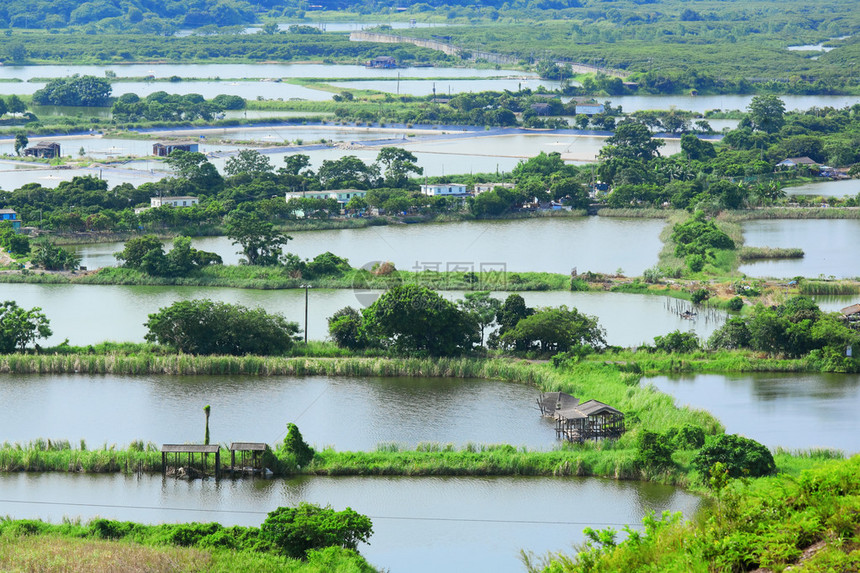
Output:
32 75 112 107
635 430 675 471
499 305 605 354
362 285 478 355
457 291 501 347
14 132 28 156
225 149 274 177
260 503 373 559
115 235 164 270
281 423 315 467
317 156 379 190
164 150 223 191
282 154 311 176
0 301 52 353
599 122 664 162
692 434 776 479
144 299 298 355
653 330 699 353
225 211 291 266
747 95 786 134
327 307 368 350
30 241 81 271
376 147 422 187
6 95 26 114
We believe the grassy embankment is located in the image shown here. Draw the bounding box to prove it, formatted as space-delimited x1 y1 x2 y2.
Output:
531 455 860 573
0 518 375 573
0 349 849 483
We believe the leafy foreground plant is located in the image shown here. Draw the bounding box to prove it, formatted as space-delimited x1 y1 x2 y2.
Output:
0 503 376 572
530 455 860 572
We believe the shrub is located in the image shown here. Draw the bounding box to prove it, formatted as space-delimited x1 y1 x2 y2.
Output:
692 434 776 479
691 288 710 304
635 430 675 470
653 330 699 353
281 423 314 467
686 254 705 273
260 503 373 559
727 296 744 311
144 299 299 355
666 424 706 449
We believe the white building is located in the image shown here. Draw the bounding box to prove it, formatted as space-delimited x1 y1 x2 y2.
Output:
150 196 199 208
420 183 468 197
285 189 368 204
473 183 515 195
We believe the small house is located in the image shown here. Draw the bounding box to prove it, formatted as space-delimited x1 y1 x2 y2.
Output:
23 141 61 159
0 209 21 230
420 183 468 197
151 196 199 208
575 103 605 116
473 183 515 195
530 103 552 116
841 303 860 322
777 157 818 168
153 141 199 157
367 56 396 69
538 391 625 442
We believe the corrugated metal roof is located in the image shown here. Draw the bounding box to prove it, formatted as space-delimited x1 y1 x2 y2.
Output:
841 303 860 316
161 444 220 453
230 442 268 451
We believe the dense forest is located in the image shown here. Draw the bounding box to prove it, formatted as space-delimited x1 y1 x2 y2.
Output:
1 0 859 93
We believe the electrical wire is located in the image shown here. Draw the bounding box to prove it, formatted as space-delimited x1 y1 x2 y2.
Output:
0 498 641 527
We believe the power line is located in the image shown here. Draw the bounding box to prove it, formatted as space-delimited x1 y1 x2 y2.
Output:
0 498 641 527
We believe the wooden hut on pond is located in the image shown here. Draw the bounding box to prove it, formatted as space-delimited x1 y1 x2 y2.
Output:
229 442 269 476
538 392 625 443
160 444 221 479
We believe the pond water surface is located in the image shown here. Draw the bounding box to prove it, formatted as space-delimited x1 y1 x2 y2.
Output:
69 217 666 275
0 473 702 573
738 219 860 279
0 374 552 449
0 284 724 348
647 372 860 454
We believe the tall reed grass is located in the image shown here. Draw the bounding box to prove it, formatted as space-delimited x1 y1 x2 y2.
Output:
799 281 859 295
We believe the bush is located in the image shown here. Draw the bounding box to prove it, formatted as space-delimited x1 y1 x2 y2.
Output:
666 424 706 449
260 503 373 559
691 288 710 304
653 330 699 353
692 434 776 479
727 296 744 311
281 423 314 467
686 254 705 273
635 430 675 470
642 266 662 284
144 299 299 355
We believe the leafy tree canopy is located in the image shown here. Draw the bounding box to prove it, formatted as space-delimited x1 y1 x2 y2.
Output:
144 299 299 355
0 301 52 353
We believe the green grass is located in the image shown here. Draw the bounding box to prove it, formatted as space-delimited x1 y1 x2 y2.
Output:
799 281 860 295
737 246 805 261
0 519 376 573
535 455 860 573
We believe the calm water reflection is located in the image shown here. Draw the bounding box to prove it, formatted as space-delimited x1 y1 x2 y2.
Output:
0 374 554 449
0 473 702 573
70 217 666 275
647 372 860 453
738 219 860 278
0 284 723 348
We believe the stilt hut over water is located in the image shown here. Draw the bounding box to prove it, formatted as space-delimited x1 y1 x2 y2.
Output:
230 442 268 475
161 444 221 479
538 392 625 442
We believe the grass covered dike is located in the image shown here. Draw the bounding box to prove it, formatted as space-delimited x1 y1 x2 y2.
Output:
1 348 857 571
0 350 846 484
